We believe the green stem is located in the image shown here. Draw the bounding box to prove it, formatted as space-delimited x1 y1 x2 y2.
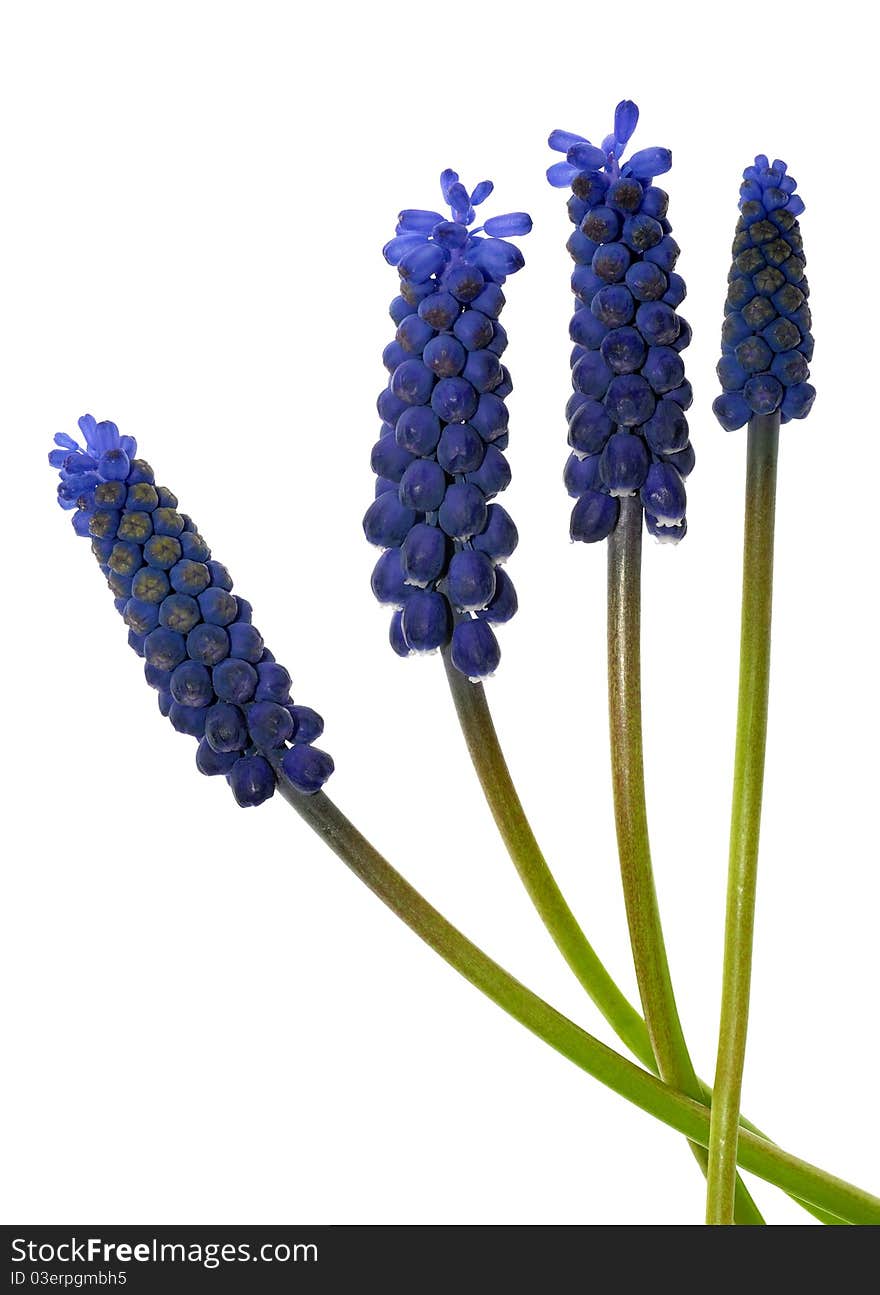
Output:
442 647 653 1070
707 415 780 1225
607 495 762 1224
443 638 836 1224
273 772 879 1224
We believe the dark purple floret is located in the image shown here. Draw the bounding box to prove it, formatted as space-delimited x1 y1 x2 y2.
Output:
50 414 333 805
367 173 531 678
712 155 814 431
548 101 692 544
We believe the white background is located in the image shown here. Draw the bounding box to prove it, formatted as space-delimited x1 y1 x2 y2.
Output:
1 0 877 1226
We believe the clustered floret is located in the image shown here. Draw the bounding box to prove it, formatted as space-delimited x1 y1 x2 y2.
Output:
50 415 333 806
547 101 694 545
365 172 530 679
712 156 814 431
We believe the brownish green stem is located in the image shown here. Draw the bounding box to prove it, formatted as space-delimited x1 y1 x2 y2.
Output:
443 640 836 1224
442 646 653 1069
272 770 879 1224
607 495 762 1224
707 415 779 1225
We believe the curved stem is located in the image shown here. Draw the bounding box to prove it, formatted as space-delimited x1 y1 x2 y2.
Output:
272 772 880 1224
607 496 762 1224
442 647 653 1070
707 415 779 1225
444 639 835 1224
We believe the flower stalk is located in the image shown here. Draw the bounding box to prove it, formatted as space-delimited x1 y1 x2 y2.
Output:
444 632 841 1223
442 645 654 1068
274 767 879 1225
608 496 763 1223
707 413 780 1224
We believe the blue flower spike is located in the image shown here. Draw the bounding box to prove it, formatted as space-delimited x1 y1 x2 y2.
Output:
367 173 531 679
712 156 815 431
548 101 693 545
50 415 333 806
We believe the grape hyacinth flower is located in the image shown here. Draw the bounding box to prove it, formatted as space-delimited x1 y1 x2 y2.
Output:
545 101 762 1218
712 156 815 431
548 101 693 545
706 154 814 1226
365 171 531 679
49 414 333 806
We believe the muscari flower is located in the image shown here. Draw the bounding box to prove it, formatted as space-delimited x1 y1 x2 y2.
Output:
547 101 694 545
50 414 333 806
365 172 530 680
712 156 815 431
